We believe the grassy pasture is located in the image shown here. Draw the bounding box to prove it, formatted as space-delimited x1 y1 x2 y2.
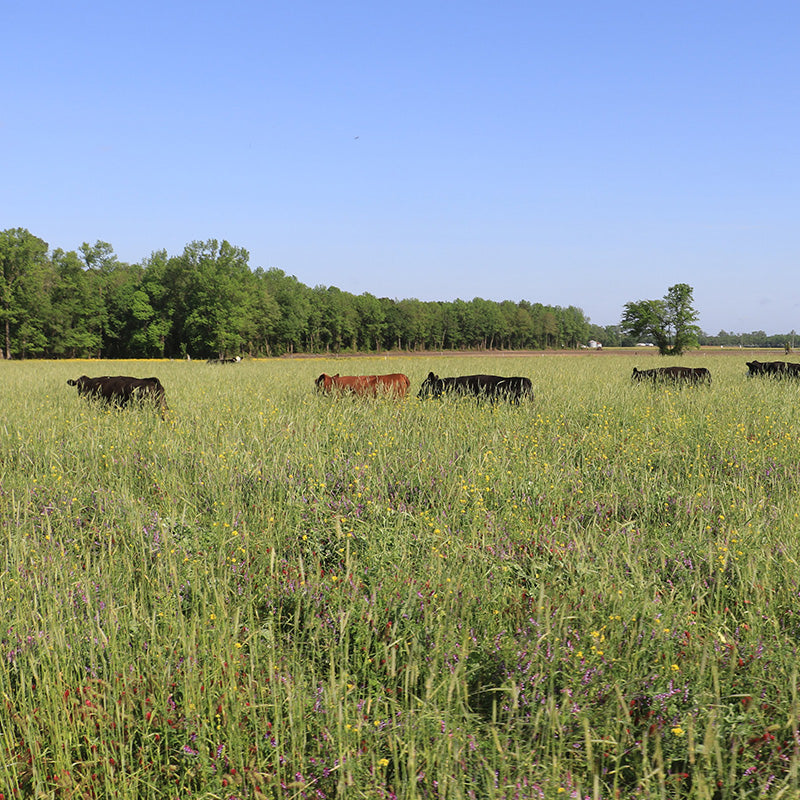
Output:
1 353 800 799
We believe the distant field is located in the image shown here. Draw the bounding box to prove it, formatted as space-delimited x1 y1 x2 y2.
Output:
1 355 799 799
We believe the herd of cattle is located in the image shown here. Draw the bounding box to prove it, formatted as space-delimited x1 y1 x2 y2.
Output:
314 371 534 402
630 360 800 385
64 359 800 412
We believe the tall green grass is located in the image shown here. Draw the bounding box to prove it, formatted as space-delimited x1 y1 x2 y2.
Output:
1 354 799 798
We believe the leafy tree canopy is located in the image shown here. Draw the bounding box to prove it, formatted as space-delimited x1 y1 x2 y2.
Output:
621 283 701 356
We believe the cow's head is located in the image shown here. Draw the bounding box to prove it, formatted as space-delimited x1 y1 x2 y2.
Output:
67 376 92 393
418 372 443 399
315 373 338 393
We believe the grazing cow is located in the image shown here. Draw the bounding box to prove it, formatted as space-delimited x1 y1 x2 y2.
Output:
315 373 411 398
417 372 533 404
495 376 535 403
631 366 711 385
207 355 242 364
746 360 800 377
67 375 168 413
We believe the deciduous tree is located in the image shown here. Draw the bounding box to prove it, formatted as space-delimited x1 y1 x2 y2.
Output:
621 283 701 356
50 248 104 357
0 228 49 358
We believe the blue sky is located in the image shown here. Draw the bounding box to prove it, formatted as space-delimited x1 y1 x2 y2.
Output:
3 1 799 334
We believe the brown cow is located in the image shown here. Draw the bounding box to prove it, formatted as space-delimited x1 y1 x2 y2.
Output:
315 373 410 398
68 375 168 414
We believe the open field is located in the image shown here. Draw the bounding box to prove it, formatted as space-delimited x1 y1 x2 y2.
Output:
1 354 800 799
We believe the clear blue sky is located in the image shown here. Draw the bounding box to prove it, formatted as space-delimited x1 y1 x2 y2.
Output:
4 1 799 334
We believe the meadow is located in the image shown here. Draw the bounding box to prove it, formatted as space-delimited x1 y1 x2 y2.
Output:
1 352 799 799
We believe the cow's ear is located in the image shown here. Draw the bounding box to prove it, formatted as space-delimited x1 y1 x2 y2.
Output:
333 373 339 378
428 372 435 379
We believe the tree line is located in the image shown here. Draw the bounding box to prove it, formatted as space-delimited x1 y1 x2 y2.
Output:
0 228 595 359
4 229 792 359
596 325 799 350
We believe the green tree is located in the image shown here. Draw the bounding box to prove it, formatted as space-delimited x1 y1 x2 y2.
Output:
390 299 424 350
100 261 149 357
469 298 503 349
248 269 282 356
49 248 104 357
0 228 49 358
559 305 590 349
355 292 385 351
262 268 311 354
15 254 55 357
177 240 253 358
138 250 181 357
515 301 536 348
313 285 358 353
621 283 701 356
78 241 124 356
540 309 558 348
440 301 464 349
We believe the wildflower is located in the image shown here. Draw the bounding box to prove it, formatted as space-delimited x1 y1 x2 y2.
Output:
671 726 684 737
378 758 390 767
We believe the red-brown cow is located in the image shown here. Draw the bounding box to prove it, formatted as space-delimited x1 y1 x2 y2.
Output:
315 373 410 398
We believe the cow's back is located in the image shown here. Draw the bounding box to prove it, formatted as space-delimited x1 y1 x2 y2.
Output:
69 375 167 412
496 376 533 402
376 373 410 397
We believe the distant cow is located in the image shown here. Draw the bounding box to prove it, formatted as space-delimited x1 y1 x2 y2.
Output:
67 375 168 413
418 372 533 404
631 366 711 385
315 373 411 398
746 360 800 377
207 356 241 364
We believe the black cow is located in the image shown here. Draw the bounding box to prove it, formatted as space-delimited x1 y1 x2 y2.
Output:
746 360 800 377
632 366 711 384
207 356 242 364
494 376 535 403
418 372 533 404
67 375 168 413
